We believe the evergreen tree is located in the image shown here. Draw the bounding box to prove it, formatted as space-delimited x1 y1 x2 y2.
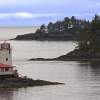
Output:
77 15 100 54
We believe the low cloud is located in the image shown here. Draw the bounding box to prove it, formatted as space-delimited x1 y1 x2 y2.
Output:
0 12 59 19
0 12 34 19
0 12 97 21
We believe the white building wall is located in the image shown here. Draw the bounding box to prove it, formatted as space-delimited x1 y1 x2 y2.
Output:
0 71 13 75
0 49 12 65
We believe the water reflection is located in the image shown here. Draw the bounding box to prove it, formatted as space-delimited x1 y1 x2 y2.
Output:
79 61 100 75
0 89 14 100
0 61 100 100
88 61 100 76
77 61 100 83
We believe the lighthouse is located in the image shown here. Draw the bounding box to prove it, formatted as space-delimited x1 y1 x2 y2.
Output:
0 41 12 65
0 41 16 78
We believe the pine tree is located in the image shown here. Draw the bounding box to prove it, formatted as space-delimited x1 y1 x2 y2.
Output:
77 15 100 54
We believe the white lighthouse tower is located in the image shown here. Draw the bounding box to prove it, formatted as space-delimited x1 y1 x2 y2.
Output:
0 41 12 65
0 41 16 78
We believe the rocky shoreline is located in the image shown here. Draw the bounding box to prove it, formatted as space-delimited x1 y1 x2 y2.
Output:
12 33 75 41
29 49 100 61
0 77 64 88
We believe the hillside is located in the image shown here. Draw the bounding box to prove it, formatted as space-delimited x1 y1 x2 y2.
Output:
14 16 89 41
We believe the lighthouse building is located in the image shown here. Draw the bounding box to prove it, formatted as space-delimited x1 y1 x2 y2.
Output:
0 42 16 78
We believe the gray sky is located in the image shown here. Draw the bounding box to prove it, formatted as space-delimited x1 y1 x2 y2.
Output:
0 0 99 26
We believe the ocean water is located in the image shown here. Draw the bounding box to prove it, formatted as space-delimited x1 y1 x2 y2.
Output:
0 26 38 40
0 27 100 100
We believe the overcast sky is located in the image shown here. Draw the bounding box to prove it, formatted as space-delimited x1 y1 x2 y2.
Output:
0 0 99 26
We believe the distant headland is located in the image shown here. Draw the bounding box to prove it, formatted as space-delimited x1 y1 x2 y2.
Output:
12 16 89 41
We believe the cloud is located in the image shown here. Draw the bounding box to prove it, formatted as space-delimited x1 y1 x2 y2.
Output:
0 12 34 19
0 0 99 14
0 12 96 22
0 0 99 26
14 13 33 19
0 12 59 20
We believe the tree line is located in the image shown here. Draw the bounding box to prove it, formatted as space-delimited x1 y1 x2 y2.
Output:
35 16 90 38
36 14 100 53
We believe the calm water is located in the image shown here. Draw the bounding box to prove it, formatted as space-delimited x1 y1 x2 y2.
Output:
0 27 100 100
0 26 38 40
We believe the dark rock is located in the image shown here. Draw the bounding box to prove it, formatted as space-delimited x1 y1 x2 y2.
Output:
11 32 76 41
0 77 64 88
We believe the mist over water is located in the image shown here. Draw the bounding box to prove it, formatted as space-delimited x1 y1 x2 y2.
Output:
0 27 100 100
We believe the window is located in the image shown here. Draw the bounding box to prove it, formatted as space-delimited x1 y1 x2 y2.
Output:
6 58 8 61
1 68 4 72
9 50 11 54
5 68 9 71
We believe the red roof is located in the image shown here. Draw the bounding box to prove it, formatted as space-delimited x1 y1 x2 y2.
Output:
0 63 13 68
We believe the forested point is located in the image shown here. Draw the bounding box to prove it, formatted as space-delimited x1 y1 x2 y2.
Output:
14 14 100 55
28 15 100 61
14 16 90 41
